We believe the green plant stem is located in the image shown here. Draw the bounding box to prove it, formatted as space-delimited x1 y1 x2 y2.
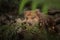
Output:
18 0 28 14
42 4 48 15
31 0 39 10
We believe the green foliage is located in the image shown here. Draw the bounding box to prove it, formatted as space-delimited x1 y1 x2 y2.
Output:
0 25 17 40
31 0 39 10
18 0 29 14
42 3 48 14
46 0 60 9
17 22 49 40
18 0 60 15
0 22 60 40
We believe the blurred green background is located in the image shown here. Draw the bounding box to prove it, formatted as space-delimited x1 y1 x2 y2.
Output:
0 0 60 40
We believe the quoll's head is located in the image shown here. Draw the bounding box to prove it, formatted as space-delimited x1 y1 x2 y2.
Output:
24 9 40 25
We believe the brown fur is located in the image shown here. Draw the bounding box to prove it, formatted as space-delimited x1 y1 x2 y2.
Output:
24 9 57 33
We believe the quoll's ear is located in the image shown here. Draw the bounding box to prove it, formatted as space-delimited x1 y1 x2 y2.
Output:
35 9 41 17
35 9 41 13
24 10 31 16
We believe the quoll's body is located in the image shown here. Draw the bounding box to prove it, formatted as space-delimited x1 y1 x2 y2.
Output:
23 9 57 33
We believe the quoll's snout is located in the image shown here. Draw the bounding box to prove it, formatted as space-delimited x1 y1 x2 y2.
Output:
28 22 32 26
25 18 34 26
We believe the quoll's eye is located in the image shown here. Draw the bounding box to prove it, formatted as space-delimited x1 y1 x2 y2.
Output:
32 16 35 19
26 17 28 20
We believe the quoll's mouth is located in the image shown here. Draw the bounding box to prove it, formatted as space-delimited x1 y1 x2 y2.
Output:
28 22 32 26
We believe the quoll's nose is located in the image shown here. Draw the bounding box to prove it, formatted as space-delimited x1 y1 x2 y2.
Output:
28 22 32 26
